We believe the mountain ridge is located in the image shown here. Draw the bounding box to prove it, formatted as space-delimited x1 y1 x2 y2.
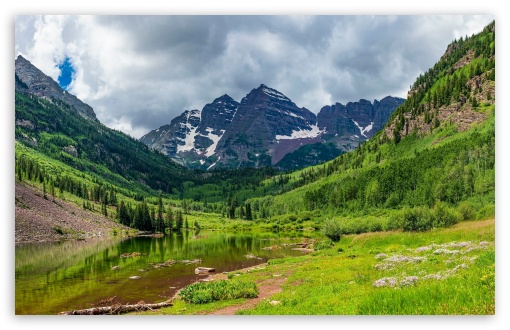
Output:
15 55 98 122
141 84 404 170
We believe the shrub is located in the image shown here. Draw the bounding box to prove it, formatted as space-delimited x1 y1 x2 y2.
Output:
53 226 64 235
388 211 404 230
476 204 495 220
457 201 476 221
321 218 343 242
402 206 434 232
432 201 459 228
313 238 334 251
179 280 258 304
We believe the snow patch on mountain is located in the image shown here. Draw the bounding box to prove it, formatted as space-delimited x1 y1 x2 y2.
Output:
275 124 324 140
204 128 226 157
177 110 202 153
352 120 374 138
262 86 290 102
207 156 221 170
363 122 374 134
285 111 305 119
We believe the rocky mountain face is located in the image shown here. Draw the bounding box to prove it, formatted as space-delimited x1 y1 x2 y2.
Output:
317 96 405 152
139 94 240 167
15 55 98 121
141 84 405 170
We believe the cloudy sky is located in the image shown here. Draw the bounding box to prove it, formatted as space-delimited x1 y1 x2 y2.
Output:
15 15 493 138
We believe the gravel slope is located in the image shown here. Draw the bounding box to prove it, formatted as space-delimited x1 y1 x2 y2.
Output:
15 182 131 243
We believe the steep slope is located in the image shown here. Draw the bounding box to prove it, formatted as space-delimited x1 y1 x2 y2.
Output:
15 56 196 196
383 22 495 143
15 55 97 121
141 84 404 170
15 182 130 243
248 21 495 228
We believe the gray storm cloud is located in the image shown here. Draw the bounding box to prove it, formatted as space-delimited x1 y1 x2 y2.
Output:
15 15 494 138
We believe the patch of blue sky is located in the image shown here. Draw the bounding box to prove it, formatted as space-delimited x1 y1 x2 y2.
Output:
58 57 75 90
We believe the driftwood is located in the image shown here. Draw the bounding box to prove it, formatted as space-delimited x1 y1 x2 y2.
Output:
58 300 172 315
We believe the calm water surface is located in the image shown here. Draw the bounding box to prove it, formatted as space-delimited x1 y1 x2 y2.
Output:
15 230 315 314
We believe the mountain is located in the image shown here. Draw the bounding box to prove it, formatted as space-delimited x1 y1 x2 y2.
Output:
317 96 406 148
140 94 239 167
15 55 197 196
15 55 97 122
248 21 495 228
141 84 404 170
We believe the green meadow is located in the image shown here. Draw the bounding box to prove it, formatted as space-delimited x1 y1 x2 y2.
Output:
140 218 494 315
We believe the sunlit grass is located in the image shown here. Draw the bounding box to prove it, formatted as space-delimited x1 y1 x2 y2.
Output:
152 219 494 315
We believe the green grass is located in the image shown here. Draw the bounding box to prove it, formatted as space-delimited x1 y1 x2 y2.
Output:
179 280 258 304
146 218 494 315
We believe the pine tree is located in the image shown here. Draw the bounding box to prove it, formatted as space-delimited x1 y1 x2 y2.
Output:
118 201 130 226
175 210 183 231
50 181 55 201
155 194 165 233
245 202 253 220
17 166 22 182
166 205 174 231
43 180 47 199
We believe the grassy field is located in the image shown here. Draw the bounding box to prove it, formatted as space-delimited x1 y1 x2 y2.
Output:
142 218 494 315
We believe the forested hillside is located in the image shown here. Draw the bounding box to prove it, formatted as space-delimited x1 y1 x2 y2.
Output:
15 91 198 197
244 21 495 233
14 21 495 237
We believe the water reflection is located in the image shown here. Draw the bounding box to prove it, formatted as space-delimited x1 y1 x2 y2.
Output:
15 230 316 315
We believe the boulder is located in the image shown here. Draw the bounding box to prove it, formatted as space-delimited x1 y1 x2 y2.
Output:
195 267 215 275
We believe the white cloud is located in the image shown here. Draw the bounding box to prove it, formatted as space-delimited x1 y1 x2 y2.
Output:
15 15 495 138
25 15 67 81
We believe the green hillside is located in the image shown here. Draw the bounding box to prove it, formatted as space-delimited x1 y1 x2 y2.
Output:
246 21 495 233
15 91 199 197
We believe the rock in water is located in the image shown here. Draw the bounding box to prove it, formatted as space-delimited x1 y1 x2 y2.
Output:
195 267 215 274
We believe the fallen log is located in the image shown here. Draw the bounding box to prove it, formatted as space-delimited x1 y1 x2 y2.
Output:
58 300 172 315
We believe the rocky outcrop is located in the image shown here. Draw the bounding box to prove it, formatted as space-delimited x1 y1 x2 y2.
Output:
15 55 98 121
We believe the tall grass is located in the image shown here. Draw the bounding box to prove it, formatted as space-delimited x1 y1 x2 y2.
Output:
179 280 258 304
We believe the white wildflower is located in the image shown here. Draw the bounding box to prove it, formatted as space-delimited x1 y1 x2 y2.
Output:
373 277 398 288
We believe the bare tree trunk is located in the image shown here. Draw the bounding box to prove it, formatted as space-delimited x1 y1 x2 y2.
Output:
58 301 172 315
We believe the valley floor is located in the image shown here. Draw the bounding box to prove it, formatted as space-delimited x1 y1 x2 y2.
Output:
137 218 495 315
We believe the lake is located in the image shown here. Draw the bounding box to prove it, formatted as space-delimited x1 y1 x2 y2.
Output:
15 230 316 315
